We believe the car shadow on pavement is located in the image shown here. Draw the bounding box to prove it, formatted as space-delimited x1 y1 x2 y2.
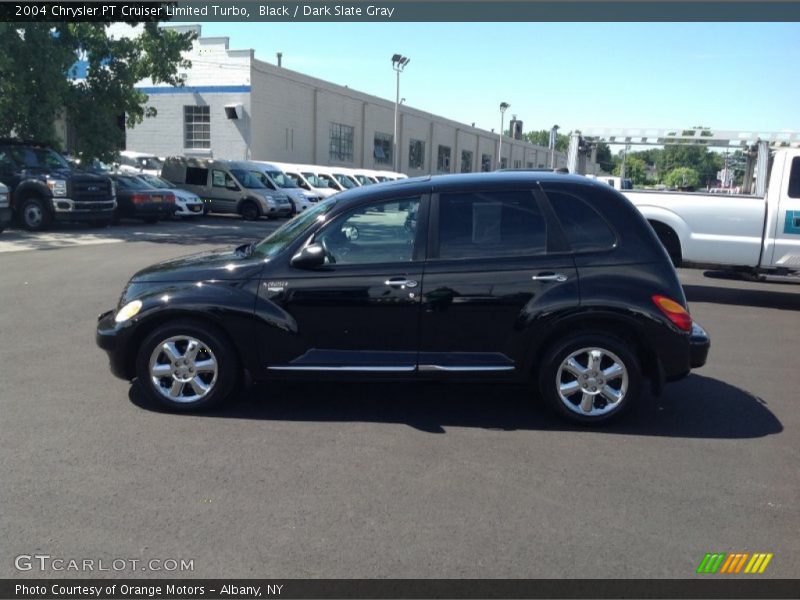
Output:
684 284 800 311
129 374 782 439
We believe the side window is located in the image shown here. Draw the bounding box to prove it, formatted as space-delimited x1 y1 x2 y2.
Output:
212 170 229 188
547 190 617 252
437 191 547 259
316 198 420 265
185 167 207 186
789 157 800 199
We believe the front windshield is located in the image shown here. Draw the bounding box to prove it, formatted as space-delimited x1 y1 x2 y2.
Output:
355 175 374 185
230 169 267 189
334 174 357 189
301 172 324 188
267 170 298 188
7 146 70 170
253 199 337 259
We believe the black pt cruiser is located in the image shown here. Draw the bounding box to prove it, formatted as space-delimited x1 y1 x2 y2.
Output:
97 172 710 424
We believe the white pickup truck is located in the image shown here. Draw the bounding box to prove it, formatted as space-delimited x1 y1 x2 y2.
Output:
622 149 800 275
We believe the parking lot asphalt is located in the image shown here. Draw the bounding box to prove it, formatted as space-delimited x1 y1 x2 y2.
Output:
1 216 798 579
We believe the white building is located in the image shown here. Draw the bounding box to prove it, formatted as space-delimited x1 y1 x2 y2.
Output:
127 25 583 175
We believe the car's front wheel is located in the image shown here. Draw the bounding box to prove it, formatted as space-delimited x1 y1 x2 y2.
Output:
538 333 642 424
135 320 239 411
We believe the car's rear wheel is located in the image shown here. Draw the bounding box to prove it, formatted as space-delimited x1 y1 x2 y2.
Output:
135 320 239 411
538 333 642 424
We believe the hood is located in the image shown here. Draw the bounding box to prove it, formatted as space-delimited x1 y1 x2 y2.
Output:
22 167 107 181
131 246 265 284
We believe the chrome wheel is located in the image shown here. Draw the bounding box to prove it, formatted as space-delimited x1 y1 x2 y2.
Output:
148 335 218 403
556 347 629 417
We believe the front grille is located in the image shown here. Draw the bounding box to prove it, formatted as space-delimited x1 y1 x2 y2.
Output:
71 177 112 202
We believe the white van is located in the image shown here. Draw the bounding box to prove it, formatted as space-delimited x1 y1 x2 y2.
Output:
319 167 360 191
346 168 379 186
250 161 322 212
295 165 346 194
161 157 292 219
585 174 633 190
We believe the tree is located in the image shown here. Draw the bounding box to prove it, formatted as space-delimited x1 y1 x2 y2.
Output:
522 129 570 152
664 167 700 189
613 155 648 184
0 22 195 161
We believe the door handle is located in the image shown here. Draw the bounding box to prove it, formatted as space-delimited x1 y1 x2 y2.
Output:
385 278 418 288
532 272 568 282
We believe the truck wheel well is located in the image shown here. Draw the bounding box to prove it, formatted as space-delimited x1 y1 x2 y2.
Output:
648 220 682 267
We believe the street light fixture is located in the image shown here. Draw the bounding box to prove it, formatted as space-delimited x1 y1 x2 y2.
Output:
392 54 410 173
498 102 510 167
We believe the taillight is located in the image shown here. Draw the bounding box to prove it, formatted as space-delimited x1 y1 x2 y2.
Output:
652 295 692 332
131 193 148 204
165 193 175 203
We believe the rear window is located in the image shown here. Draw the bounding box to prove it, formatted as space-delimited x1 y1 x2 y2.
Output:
437 190 547 259
185 167 207 186
547 190 617 252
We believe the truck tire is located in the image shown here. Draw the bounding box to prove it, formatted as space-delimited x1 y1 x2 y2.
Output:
20 197 52 232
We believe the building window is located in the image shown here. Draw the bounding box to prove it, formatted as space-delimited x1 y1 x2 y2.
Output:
514 160 522 169
500 157 508 169
184 105 210 149
526 162 534 169
374 132 393 165
409 139 425 170
329 122 354 162
437 145 451 172
481 154 492 172
461 150 473 173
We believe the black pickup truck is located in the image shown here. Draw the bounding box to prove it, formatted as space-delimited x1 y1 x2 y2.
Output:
0 140 116 231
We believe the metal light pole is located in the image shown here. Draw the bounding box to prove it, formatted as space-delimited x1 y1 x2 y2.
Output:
549 124 560 168
620 143 631 179
391 54 410 173
497 102 509 168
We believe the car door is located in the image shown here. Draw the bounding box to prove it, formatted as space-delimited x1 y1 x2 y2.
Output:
260 194 429 372
768 154 800 267
210 168 241 214
418 187 579 374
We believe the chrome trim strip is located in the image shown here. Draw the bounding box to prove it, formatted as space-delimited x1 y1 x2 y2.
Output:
418 364 515 372
268 365 416 372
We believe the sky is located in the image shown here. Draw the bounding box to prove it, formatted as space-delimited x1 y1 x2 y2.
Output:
197 22 800 139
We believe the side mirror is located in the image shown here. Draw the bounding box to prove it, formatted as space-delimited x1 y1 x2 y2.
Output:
290 243 326 269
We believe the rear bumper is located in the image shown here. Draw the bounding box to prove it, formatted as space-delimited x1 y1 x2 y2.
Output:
132 203 178 217
690 322 710 368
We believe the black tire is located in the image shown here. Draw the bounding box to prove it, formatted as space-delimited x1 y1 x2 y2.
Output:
135 319 240 412
538 332 642 425
240 200 260 221
20 197 52 232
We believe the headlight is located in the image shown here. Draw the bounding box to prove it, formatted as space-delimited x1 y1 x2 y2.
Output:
264 196 276 205
114 300 142 323
0 192 8 208
47 179 68 197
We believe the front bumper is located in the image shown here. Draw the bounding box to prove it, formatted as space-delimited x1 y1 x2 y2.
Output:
52 198 116 221
689 322 710 368
96 309 136 380
0 206 11 226
175 202 204 216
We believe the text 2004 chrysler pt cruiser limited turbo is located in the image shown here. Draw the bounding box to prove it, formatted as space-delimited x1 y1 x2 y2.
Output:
97 172 710 424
